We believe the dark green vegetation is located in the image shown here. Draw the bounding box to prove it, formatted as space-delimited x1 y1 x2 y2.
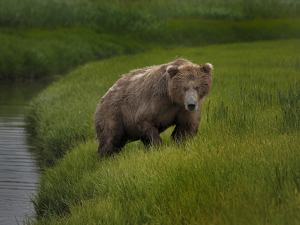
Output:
1 0 299 28
1 0 300 81
0 27 145 80
25 39 300 224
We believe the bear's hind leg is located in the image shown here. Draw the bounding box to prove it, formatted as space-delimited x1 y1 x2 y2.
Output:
96 120 125 157
97 132 126 157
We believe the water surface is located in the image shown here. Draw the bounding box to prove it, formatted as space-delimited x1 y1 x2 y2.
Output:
0 79 58 224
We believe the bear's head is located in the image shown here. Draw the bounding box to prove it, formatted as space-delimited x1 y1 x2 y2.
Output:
167 63 213 111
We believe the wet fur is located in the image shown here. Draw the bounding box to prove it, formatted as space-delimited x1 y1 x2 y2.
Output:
94 58 212 157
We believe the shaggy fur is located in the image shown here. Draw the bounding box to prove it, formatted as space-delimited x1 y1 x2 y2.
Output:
94 58 212 157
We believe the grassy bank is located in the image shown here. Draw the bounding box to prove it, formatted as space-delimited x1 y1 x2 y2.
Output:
1 0 300 81
25 39 300 224
0 27 146 81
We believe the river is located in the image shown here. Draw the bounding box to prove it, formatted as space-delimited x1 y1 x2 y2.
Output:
0 79 57 224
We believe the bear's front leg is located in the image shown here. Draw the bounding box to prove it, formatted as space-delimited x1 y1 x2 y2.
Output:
171 110 200 142
137 121 163 147
171 123 198 142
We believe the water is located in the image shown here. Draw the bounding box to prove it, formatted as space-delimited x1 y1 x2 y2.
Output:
0 79 58 224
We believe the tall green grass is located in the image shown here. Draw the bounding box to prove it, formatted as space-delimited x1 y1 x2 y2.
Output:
2 17 300 81
25 39 300 224
27 135 300 224
1 0 300 81
1 0 299 29
168 17 300 46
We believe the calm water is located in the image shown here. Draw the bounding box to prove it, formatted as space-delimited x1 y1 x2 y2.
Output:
0 79 57 224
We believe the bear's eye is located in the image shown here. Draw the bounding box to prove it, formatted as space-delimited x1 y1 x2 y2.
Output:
195 87 200 91
183 87 188 92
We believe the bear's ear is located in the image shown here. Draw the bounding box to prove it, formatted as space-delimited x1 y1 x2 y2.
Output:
167 66 179 78
200 63 213 74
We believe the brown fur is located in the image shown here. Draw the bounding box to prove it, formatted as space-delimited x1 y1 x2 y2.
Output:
94 58 213 157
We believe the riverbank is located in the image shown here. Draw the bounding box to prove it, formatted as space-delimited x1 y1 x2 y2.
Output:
25 39 300 224
0 79 58 224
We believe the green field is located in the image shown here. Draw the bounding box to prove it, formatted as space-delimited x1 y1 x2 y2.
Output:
25 39 300 224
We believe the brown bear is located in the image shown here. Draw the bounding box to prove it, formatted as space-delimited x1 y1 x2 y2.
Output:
94 58 213 157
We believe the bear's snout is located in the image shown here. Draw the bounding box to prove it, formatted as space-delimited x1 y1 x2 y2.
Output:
185 89 198 111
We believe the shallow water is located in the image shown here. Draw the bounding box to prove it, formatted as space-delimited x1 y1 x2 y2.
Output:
0 79 57 224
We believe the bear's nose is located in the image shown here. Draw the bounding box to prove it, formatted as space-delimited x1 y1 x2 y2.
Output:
188 104 196 111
